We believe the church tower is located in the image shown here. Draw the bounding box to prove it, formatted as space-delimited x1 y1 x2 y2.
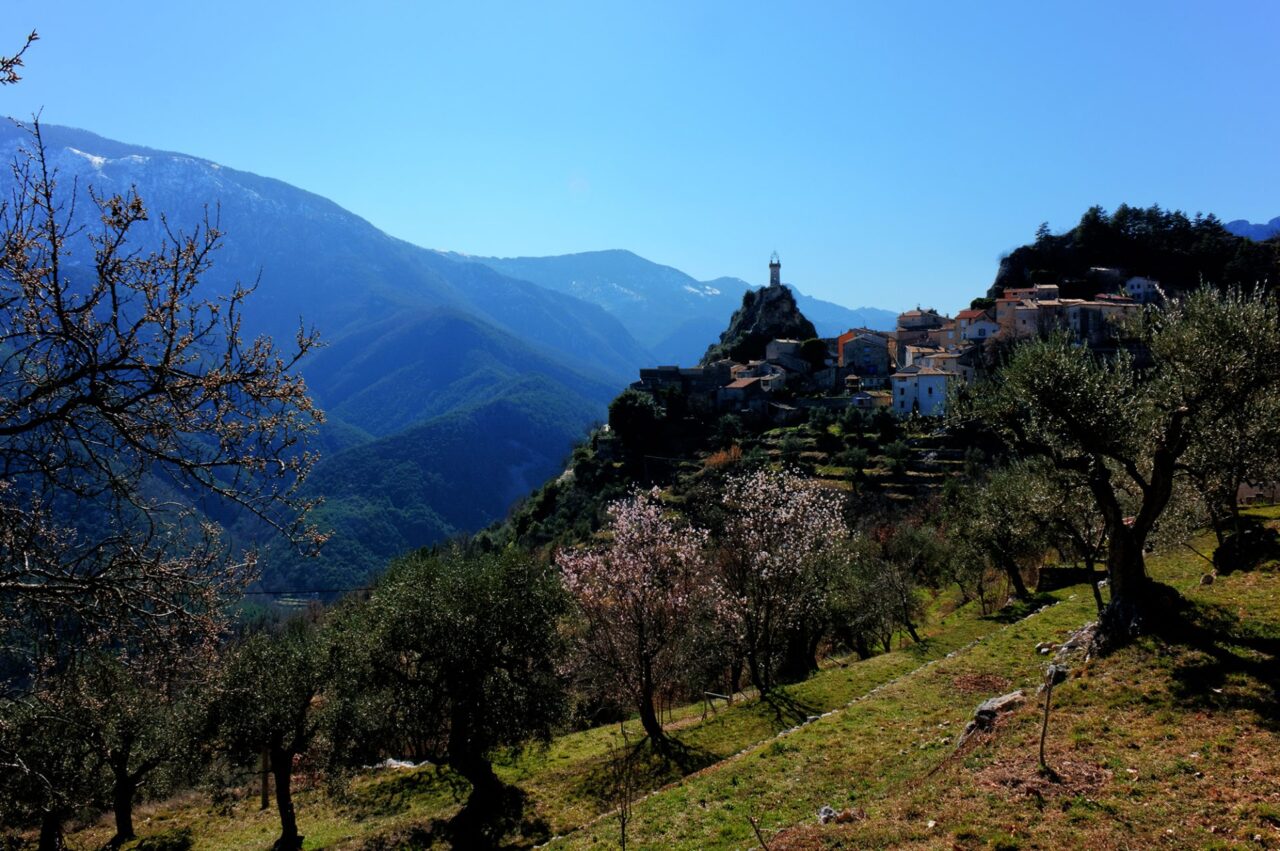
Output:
769 251 781 287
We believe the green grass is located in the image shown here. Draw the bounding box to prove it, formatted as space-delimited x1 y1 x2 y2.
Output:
62 580 1016 850
558 512 1279 851
554 589 1090 849
66 514 1280 850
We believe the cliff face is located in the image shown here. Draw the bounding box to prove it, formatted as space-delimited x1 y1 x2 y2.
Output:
700 284 818 365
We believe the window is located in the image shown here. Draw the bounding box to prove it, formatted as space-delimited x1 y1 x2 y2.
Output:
927 386 933 395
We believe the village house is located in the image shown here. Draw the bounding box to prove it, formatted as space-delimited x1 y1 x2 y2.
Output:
717 375 769 412
890 365 954 417
763 338 813 374
994 297 1022 336
1124 276 1161 304
1067 297 1140 346
894 307 948 362
835 330 893 389
731 360 788 386
1002 284 1060 301
916 349 978 385
900 343 943 369
926 320 959 347
956 307 998 342
850 389 893 410
1012 300 1041 338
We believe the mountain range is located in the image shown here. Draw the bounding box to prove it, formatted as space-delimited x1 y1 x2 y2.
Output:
1225 216 1280 241
0 120 893 589
457 250 895 365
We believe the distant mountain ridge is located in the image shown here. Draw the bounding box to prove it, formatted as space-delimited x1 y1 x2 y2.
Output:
452 249 897 365
0 120 897 590
1225 216 1280 241
0 122 651 387
0 121 646 590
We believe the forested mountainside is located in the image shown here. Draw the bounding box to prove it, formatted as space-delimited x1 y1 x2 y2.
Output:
0 121 900 594
991 204 1280 298
0 122 647 590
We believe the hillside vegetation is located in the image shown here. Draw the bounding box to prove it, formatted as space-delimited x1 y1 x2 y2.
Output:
993 204 1280 299
56 513 1279 850
8 165 1280 851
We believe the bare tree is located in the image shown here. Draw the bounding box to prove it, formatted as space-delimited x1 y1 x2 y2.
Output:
0 117 323 847
0 121 323 659
0 31 37 86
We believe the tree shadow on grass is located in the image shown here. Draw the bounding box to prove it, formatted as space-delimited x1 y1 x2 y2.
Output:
571 735 719 810
760 688 822 730
1214 515 1280 574
340 764 462 820
1155 595 1280 731
361 782 552 850
982 593 1059 625
132 827 194 851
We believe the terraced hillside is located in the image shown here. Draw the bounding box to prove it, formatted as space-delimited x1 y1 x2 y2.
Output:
559 516 1280 851
59 514 1278 850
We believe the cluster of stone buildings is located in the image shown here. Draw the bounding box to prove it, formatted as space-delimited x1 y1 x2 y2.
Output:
632 258 1154 423
884 274 1153 415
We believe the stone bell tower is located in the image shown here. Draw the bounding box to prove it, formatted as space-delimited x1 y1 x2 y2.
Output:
769 251 781 287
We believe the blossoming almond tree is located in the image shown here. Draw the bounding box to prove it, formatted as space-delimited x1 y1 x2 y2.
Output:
558 488 712 750
717 467 846 692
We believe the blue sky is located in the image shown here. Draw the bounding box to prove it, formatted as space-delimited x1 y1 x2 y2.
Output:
5 1 1278 312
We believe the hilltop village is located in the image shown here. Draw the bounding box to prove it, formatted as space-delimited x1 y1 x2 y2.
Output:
632 254 1156 422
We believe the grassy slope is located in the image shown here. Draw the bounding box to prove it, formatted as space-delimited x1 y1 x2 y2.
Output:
560 512 1280 851
773 537 1280 850
64 513 1279 850
65 587 1015 849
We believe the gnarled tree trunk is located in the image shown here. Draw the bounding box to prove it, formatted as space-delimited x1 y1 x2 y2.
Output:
269 744 302 851
1098 524 1150 641
636 675 666 747
108 758 138 847
38 810 65 851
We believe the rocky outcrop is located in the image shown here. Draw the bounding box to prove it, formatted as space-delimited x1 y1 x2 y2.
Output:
956 689 1025 747
700 283 818 365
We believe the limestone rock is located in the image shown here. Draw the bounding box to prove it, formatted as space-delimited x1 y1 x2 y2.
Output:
700 282 817 365
957 689 1026 746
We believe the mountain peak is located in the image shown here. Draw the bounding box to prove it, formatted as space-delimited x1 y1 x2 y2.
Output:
1225 216 1280 241
700 282 817 365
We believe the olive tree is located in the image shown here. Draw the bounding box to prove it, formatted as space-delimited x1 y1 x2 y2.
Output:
215 617 328 851
61 652 208 848
1182 390 1280 546
827 535 922 657
344 545 568 846
958 288 1280 644
950 464 1055 601
0 122 323 668
0 687 102 851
